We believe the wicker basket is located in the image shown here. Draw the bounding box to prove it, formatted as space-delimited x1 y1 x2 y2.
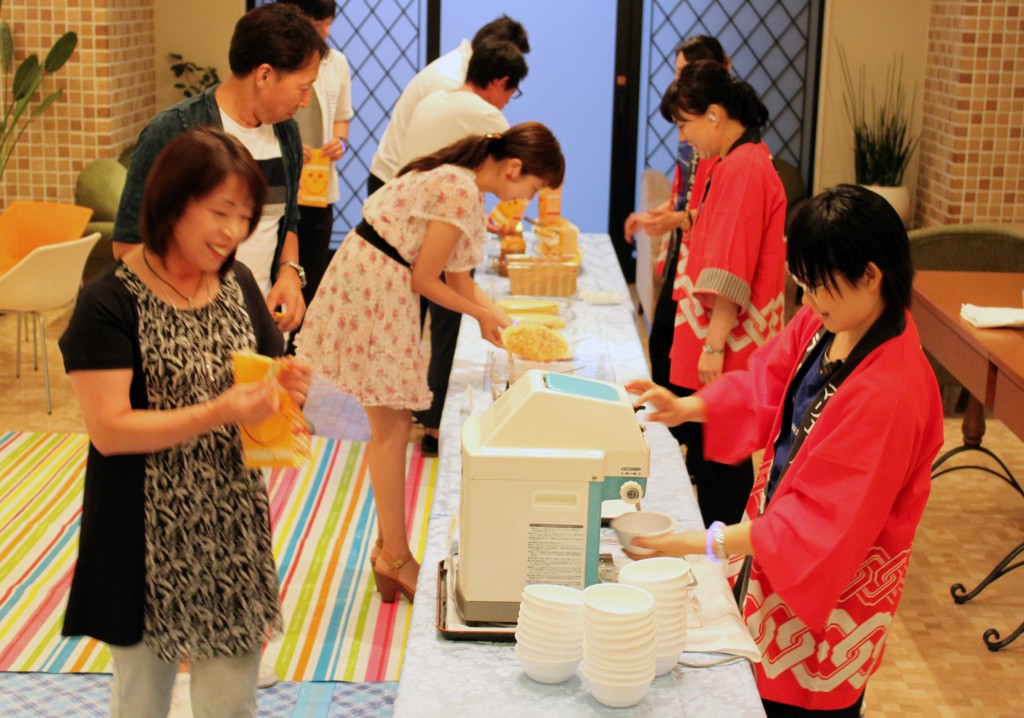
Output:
505 255 579 296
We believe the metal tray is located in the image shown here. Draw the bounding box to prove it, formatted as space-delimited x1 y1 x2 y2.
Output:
435 557 517 642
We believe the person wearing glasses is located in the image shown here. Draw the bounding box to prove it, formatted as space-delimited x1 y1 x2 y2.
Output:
366 15 530 197
396 39 528 456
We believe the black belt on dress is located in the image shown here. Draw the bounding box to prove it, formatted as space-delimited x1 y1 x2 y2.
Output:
355 219 410 269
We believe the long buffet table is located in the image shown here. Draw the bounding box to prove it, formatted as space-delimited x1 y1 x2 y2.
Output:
392 233 765 717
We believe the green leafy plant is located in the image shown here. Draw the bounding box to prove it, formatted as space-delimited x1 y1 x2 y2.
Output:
837 43 919 187
0 0 78 179
169 53 220 98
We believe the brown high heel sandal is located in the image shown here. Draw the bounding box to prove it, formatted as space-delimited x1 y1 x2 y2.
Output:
372 549 417 604
369 537 383 569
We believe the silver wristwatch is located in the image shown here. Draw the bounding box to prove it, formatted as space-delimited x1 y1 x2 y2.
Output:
702 342 725 356
278 261 307 288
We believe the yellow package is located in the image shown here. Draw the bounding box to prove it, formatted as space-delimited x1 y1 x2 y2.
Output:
232 352 311 468
489 197 528 233
534 218 580 262
507 313 566 329
537 186 562 224
298 149 331 207
497 298 561 315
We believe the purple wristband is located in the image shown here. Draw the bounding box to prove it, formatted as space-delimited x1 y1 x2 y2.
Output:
707 521 725 563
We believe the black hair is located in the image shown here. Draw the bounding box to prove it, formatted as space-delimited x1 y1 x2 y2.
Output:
142 127 267 276
787 184 913 318
465 40 528 91
276 0 335 21
228 4 328 77
471 15 530 53
397 121 565 190
659 59 768 129
673 35 727 65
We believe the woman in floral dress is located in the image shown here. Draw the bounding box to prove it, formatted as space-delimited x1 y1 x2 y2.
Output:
298 122 564 602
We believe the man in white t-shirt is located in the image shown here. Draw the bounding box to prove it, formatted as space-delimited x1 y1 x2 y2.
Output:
112 4 325 332
397 40 528 455
397 41 525 167
366 15 530 196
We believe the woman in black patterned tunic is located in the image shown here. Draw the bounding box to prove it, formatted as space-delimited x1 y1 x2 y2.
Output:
59 127 311 718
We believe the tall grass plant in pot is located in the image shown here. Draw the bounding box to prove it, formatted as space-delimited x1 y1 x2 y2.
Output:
837 43 919 225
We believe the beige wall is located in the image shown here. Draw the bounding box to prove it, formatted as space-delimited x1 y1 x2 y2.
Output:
815 0 931 201
152 0 244 111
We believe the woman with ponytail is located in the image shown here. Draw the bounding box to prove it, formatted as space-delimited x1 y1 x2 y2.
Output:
624 35 731 449
660 59 787 528
297 121 564 603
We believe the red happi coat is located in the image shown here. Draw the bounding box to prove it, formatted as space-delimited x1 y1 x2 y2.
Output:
697 306 944 710
670 140 787 391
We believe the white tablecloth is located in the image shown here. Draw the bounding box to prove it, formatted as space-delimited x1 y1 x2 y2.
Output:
393 233 765 717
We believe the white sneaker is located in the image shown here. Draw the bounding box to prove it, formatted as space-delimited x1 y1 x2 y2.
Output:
257 661 278 689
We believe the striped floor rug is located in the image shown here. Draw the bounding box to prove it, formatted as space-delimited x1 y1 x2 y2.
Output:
0 430 437 682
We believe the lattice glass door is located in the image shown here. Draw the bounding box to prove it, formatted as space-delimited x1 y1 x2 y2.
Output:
640 0 819 185
255 0 429 247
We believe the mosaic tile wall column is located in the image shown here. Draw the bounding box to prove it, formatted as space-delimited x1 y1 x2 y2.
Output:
0 1 156 209
916 0 1024 226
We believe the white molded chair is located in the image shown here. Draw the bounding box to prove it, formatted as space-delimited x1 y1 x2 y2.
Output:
0 232 101 413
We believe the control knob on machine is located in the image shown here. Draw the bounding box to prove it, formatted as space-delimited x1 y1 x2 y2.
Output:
620 480 644 505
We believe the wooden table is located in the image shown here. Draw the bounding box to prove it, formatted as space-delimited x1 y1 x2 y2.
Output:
911 270 1024 649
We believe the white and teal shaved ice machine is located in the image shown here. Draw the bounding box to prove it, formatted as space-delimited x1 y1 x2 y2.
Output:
455 370 650 623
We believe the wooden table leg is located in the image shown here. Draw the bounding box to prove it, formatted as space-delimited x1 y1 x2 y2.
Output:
932 393 1021 496
961 394 986 446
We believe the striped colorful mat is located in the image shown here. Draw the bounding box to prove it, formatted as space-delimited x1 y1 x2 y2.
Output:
0 430 437 682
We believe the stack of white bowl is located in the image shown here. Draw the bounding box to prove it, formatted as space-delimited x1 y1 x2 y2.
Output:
514 584 584 684
618 557 693 675
581 583 657 708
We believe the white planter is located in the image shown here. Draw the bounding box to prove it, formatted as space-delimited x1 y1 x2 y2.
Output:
862 184 911 227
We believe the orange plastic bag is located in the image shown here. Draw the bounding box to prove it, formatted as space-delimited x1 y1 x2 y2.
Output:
232 352 311 468
298 149 331 207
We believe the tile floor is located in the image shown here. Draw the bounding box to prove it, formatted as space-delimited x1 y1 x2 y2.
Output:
2 306 1024 716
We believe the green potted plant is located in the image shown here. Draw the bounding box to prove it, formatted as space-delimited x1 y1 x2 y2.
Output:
0 0 78 182
169 53 220 99
837 43 919 225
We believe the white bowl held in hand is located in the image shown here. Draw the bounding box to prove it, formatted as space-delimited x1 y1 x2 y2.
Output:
610 511 676 556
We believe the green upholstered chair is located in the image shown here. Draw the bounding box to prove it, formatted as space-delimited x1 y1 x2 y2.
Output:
75 157 128 281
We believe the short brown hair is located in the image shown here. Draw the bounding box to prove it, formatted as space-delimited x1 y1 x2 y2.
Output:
229 4 327 76
141 127 267 267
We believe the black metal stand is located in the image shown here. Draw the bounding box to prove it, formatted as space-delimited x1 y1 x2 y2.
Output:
934 443 1024 650
931 443 1023 498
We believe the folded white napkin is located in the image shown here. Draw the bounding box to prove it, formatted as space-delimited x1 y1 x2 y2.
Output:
579 290 624 305
682 556 761 662
960 303 1024 328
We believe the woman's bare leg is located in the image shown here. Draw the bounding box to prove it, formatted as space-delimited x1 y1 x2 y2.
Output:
364 405 419 595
